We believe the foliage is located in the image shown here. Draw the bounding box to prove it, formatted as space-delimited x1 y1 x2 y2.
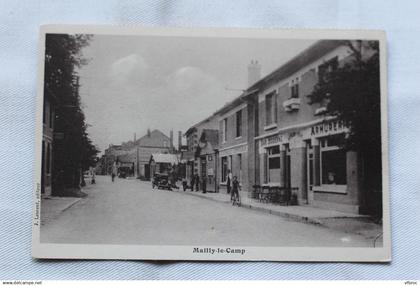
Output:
44 34 99 191
307 40 382 216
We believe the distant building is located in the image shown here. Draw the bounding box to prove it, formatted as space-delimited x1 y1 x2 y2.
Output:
133 129 173 180
196 129 219 192
184 116 219 186
149 153 180 178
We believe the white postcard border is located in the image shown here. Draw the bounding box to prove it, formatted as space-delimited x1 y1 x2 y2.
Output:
32 25 391 262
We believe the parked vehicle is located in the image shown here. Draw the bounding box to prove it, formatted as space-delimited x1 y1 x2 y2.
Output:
152 173 172 190
118 170 127 178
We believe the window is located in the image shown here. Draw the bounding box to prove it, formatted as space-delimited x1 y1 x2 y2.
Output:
265 92 278 126
238 153 242 182
221 157 227 182
320 135 347 186
267 145 280 183
163 141 168 147
290 77 300 98
46 143 51 174
222 118 228 142
318 56 338 83
236 109 242 137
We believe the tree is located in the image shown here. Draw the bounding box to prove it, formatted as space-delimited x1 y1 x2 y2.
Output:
44 34 99 195
307 40 382 217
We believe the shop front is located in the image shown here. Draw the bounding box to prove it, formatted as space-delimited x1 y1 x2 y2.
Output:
256 119 361 214
218 143 248 195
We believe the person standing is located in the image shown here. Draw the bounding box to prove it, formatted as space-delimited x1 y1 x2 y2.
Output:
202 175 207 194
194 172 200 192
90 166 96 184
190 174 195 192
231 176 241 205
111 162 118 182
226 169 232 194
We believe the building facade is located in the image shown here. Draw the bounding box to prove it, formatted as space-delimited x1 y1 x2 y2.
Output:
185 40 379 214
41 93 55 196
184 116 219 188
215 102 249 194
246 40 366 214
101 129 173 180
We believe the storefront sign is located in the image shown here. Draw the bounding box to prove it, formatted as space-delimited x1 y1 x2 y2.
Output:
219 144 248 156
310 120 347 137
207 168 214 176
260 134 284 147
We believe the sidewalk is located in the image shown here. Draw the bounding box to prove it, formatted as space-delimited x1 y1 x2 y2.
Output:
180 190 383 242
40 196 82 226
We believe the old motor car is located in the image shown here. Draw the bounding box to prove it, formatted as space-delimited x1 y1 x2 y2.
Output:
152 172 172 190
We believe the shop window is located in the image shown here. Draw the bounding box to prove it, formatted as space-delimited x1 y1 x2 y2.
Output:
319 135 347 187
321 149 347 185
268 145 280 155
267 145 281 183
221 157 227 182
236 109 242 137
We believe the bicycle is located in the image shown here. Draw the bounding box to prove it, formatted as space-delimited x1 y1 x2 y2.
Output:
231 189 241 207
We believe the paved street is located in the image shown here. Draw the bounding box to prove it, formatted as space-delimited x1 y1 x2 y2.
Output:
41 176 375 247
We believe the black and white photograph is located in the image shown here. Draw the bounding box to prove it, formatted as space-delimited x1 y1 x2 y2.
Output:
32 26 390 261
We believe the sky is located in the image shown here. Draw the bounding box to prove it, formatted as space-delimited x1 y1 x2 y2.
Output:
77 35 315 153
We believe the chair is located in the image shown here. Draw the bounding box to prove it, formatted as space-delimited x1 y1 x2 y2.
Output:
289 187 299 205
269 186 280 204
252 185 261 200
260 185 270 203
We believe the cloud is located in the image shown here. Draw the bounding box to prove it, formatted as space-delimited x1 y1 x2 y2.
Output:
110 54 149 85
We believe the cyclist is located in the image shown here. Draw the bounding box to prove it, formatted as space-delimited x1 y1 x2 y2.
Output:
231 176 241 206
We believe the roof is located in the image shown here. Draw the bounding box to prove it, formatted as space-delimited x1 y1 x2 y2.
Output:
150 153 179 164
135 129 170 148
185 115 218 136
180 151 195 162
200 129 219 148
214 40 347 115
116 149 136 163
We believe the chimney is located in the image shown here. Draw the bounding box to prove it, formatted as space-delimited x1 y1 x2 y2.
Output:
178 131 182 151
170 130 174 150
147 128 151 137
134 133 136 142
248 59 261 86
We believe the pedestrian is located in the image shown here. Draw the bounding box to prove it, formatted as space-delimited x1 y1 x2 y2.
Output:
111 162 117 182
202 176 207 194
231 175 240 201
194 172 200 192
91 167 96 184
226 169 232 194
182 178 188 191
190 174 195 192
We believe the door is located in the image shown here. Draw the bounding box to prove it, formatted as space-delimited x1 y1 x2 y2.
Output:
145 164 150 180
200 157 207 181
283 145 291 188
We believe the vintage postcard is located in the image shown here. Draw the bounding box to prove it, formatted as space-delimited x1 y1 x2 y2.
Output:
32 25 390 261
